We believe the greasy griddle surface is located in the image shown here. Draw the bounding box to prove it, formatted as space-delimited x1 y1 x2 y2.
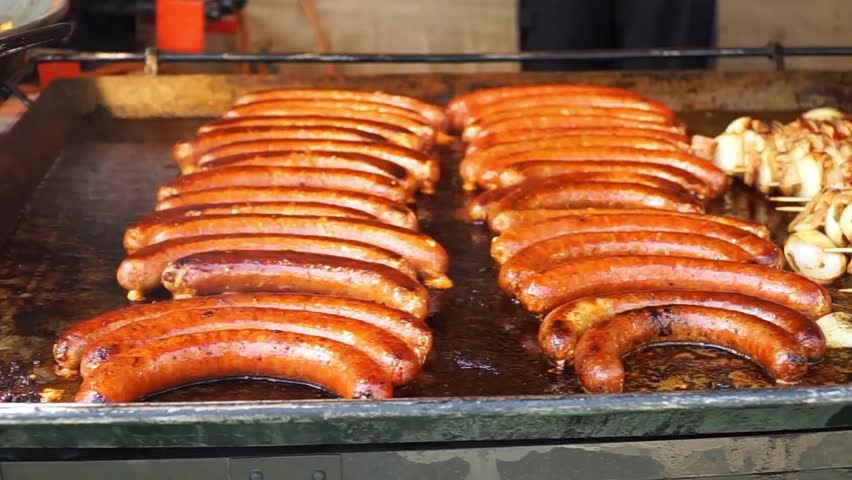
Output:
0 111 850 403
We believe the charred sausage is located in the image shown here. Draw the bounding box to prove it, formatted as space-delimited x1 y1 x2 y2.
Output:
53 292 432 372
490 213 780 267
516 255 832 317
151 187 418 230
539 291 826 367
118 233 417 301
127 214 450 288
469 127 688 153
487 208 770 238
75 330 393 402
157 166 411 204
498 231 755 293
573 306 808 393
80 308 420 385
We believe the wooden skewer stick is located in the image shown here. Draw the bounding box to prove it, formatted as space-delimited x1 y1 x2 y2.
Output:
775 206 806 212
763 182 781 187
769 196 811 203
824 247 852 254
837 288 852 293
725 168 748 174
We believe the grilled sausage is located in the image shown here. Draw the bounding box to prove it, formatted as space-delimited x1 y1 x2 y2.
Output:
516 255 832 317
490 212 780 266
126 214 450 288
460 135 682 190
496 160 710 199
469 127 689 153
446 84 660 128
173 126 385 164
80 308 420 385
197 150 410 184
118 233 417 301
197 116 428 151
224 101 436 140
573 306 808 393
152 187 418 230
233 88 446 128
161 250 431 317
143 201 376 223
124 215 451 288
483 180 705 219
75 330 393 402
487 208 770 238
498 231 755 293
539 291 826 367
462 105 674 142
53 293 432 372
157 166 410 204
192 140 439 193
471 147 728 197
469 174 699 221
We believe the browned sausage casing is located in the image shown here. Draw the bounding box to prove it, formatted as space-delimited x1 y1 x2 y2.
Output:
484 180 705 219
232 88 446 127
157 166 410 204
192 139 439 193
197 116 428 151
144 201 377 223
539 291 826 367
491 212 781 267
573 306 808 393
162 250 431 318
151 187 418 230
198 150 410 183
469 127 689 153
469 147 728 197
517 255 832 318
498 231 755 294
118 233 417 301
173 126 385 164
80 307 420 385
487 208 770 238
75 330 393 402
53 293 431 372
128 214 449 288
496 160 710 199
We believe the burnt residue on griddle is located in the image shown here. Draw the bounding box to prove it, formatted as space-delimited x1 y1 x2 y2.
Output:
0 360 40 403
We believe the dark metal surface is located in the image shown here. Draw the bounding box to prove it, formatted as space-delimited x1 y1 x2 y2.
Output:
0 72 850 448
28 45 852 66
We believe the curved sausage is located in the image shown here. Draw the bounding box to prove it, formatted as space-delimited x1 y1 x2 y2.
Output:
573 306 808 393
491 212 780 266
472 147 728 197
197 150 411 184
469 174 699 221
540 291 826 368
233 88 446 127
197 116 427 151
53 293 432 372
192 140 439 193
80 308 419 385
157 166 410 204
75 330 393 402
161 250 431 317
460 135 682 190
462 106 674 142
469 127 689 154
483 180 705 219
516 255 832 318
126 214 449 288
173 126 385 165
118 233 417 301
446 85 664 128
496 160 709 199
487 208 770 238
499 231 755 294
224 101 436 139
152 187 418 230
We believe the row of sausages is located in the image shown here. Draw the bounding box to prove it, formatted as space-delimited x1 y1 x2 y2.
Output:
449 84 832 393
54 88 453 402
